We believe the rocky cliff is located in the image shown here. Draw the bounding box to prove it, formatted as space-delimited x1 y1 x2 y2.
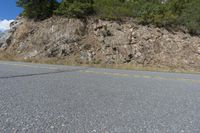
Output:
0 30 10 48
1 16 200 71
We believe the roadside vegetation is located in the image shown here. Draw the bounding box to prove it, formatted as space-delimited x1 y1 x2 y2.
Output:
17 0 200 34
1 53 199 74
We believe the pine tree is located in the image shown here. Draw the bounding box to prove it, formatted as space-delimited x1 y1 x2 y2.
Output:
16 0 59 19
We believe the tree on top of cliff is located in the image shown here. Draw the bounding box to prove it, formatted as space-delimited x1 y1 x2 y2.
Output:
16 0 59 20
55 0 94 18
16 0 200 35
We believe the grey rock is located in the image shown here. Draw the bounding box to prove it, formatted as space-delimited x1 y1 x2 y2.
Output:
1 16 200 71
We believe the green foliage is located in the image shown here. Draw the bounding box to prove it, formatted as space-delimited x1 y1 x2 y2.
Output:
134 0 177 26
126 0 199 34
93 0 132 20
16 0 59 19
55 0 94 18
16 0 200 35
178 0 200 34
16 0 30 7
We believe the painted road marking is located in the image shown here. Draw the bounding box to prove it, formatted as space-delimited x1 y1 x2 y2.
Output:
80 71 200 84
0 62 200 84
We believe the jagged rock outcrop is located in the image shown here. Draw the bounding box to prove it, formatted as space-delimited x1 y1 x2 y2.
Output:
1 16 200 71
0 17 23 50
0 31 10 49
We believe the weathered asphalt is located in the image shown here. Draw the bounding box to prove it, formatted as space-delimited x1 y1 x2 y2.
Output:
0 61 200 133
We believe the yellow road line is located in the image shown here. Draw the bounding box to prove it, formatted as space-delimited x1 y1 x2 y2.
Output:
81 70 129 77
81 70 200 84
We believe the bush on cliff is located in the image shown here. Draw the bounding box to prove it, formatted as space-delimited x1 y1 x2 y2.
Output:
55 0 94 18
16 0 200 35
178 0 200 35
93 0 132 20
16 0 59 19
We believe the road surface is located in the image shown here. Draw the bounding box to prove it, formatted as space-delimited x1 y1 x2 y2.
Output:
0 61 200 133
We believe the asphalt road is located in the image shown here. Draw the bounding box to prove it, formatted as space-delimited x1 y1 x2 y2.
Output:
0 61 200 133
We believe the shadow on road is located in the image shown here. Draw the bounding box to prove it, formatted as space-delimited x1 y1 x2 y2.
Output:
0 68 88 79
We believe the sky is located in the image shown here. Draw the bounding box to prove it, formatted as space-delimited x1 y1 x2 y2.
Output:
0 0 22 31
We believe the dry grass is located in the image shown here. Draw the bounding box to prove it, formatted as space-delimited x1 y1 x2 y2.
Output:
0 53 15 61
0 53 199 74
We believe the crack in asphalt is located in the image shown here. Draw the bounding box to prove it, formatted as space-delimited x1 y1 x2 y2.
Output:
0 68 89 79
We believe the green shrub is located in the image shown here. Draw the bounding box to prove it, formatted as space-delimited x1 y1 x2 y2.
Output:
178 0 200 34
16 0 200 35
134 1 177 26
17 0 59 20
94 0 132 20
55 0 94 18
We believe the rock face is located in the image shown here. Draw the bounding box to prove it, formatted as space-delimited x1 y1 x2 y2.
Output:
0 30 12 50
1 16 200 71
0 17 23 51
0 31 7 47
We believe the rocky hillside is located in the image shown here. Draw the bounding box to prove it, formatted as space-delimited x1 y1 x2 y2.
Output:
1 16 200 71
0 31 8 42
0 30 10 48
0 31 3 37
